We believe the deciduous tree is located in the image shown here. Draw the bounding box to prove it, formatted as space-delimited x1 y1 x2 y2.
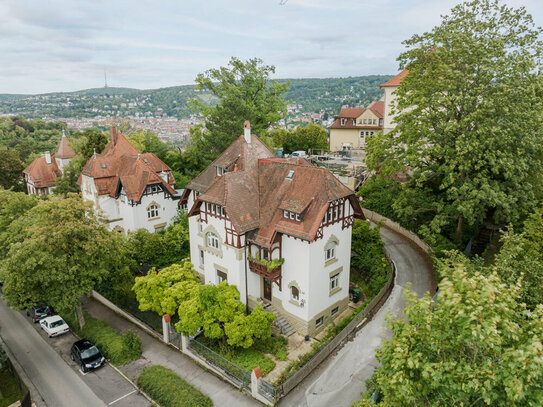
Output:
373 0 543 242
0 148 25 192
0 194 122 329
356 261 543 406
187 57 289 167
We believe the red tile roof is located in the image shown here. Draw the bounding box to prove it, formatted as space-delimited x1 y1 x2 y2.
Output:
185 127 364 245
78 128 176 202
328 101 385 130
23 156 62 188
55 135 76 159
379 69 409 88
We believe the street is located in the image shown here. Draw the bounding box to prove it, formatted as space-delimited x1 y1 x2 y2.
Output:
0 298 150 407
279 226 435 407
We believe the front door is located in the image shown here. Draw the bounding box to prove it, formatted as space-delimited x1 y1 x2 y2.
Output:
263 278 272 301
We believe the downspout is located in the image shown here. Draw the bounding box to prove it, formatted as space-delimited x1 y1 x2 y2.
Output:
244 243 249 315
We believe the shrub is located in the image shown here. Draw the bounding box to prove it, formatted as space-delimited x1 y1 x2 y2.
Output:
137 365 212 407
254 335 287 360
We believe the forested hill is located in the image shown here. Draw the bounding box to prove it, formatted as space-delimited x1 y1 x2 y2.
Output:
0 75 392 119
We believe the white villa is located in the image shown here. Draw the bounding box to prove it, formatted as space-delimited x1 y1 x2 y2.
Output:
181 121 364 337
23 131 76 196
379 69 408 134
78 127 180 233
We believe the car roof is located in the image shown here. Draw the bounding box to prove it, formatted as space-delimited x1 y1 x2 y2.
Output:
42 315 63 323
73 339 93 349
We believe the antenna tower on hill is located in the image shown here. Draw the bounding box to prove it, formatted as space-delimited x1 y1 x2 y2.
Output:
104 70 108 88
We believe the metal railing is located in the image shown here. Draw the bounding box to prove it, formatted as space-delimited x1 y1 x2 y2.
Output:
189 339 251 391
259 379 279 403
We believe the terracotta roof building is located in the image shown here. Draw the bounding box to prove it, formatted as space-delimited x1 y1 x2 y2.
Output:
181 121 364 337
23 131 75 196
78 127 180 233
328 101 384 152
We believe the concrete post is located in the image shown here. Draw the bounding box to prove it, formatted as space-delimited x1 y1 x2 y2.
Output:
181 332 189 353
251 367 262 399
162 314 170 343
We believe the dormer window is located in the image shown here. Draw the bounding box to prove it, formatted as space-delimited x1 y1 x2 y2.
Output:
217 166 225 176
352 119 356 126
340 118 346 126
283 210 302 222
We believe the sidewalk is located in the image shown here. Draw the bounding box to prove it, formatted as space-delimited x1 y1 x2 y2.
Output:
83 298 260 407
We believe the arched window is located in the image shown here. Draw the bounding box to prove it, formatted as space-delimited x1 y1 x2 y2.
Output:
207 232 220 249
325 241 336 261
291 286 299 301
147 204 159 219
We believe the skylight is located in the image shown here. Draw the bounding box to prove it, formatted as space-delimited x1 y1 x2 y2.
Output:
286 170 294 180
101 163 107 168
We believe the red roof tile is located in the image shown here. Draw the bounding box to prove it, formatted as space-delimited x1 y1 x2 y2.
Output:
23 156 62 188
55 135 76 159
379 69 409 88
78 128 176 201
185 127 364 245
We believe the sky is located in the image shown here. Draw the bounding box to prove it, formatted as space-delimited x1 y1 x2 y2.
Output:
1 0 542 94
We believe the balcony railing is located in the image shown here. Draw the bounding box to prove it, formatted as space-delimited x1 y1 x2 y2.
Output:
248 259 282 290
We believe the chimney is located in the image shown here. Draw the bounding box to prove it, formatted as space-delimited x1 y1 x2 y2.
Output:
110 126 118 145
44 151 51 165
243 120 251 145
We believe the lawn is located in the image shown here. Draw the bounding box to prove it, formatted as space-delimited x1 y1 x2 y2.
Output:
138 365 212 407
0 366 26 407
197 335 287 376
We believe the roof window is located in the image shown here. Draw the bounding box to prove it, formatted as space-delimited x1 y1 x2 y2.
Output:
143 158 149 163
286 170 294 180
101 163 107 168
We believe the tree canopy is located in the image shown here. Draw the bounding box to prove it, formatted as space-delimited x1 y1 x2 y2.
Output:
0 194 124 328
370 0 543 244
0 148 25 192
270 122 329 153
356 260 543 406
187 57 289 167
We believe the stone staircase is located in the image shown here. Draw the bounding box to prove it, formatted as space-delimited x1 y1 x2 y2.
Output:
264 303 295 336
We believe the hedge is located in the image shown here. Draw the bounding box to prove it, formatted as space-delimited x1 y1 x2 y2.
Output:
137 365 212 407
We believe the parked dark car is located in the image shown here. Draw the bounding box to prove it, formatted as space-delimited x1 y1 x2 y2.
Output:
26 304 53 323
70 339 105 372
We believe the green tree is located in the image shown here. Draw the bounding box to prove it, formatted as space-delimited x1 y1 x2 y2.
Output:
176 282 276 348
0 189 38 259
0 147 25 192
0 194 122 329
357 262 543 406
281 123 329 153
132 262 201 316
77 128 109 160
373 0 543 242
492 211 543 309
54 161 82 197
188 57 289 166
350 220 391 297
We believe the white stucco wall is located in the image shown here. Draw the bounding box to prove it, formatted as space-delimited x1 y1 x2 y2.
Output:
80 174 178 233
383 86 397 134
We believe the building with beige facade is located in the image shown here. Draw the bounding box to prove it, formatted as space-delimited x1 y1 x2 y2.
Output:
329 101 384 152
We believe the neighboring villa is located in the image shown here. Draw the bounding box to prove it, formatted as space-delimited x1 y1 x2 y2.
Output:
23 130 76 196
328 101 384 153
181 121 364 337
78 127 180 233
379 69 408 135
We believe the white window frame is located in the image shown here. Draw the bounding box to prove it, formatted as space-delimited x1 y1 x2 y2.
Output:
283 210 289 218
325 243 336 262
147 204 159 219
207 232 220 249
315 316 323 327
216 270 227 284
330 273 340 291
200 249 205 265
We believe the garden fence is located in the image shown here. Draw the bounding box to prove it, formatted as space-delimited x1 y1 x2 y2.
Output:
189 339 251 391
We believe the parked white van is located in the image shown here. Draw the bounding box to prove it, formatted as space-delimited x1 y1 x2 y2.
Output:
291 150 308 158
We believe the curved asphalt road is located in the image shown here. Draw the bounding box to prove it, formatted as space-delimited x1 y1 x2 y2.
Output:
0 298 106 407
280 226 435 407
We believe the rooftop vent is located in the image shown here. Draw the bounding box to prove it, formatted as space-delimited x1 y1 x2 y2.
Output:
286 170 294 180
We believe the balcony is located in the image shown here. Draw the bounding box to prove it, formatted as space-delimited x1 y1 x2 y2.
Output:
248 258 283 290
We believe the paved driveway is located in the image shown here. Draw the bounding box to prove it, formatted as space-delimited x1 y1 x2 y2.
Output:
279 226 435 407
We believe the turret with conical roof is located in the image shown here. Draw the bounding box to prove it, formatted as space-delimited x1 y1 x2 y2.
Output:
54 129 76 173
